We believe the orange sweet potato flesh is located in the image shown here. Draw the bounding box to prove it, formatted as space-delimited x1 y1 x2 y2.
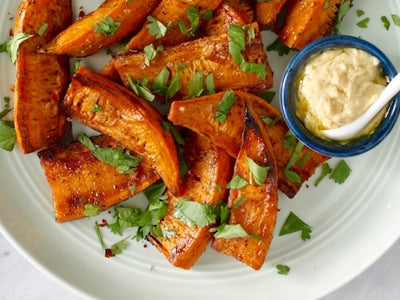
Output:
211 108 278 270
109 23 273 98
227 0 255 24
168 92 245 158
168 91 329 198
63 66 180 195
13 0 71 154
202 3 247 36
256 0 289 29
38 135 160 222
148 130 233 269
124 0 223 51
40 0 160 57
279 0 341 49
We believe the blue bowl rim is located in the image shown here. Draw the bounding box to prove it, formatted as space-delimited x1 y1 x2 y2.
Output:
280 35 400 157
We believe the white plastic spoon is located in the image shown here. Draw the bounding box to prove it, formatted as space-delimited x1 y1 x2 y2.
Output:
321 72 400 141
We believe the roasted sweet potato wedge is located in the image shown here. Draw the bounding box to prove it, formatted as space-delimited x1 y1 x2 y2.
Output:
38 135 160 222
168 91 245 158
13 0 71 154
124 0 223 51
110 23 273 98
242 92 330 198
279 0 341 49
168 91 329 198
211 108 278 270
226 0 255 24
255 0 289 29
63 66 180 195
148 130 233 269
202 3 247 36
40 0 160 57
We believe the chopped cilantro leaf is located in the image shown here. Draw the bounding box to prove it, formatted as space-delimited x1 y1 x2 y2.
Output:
205 73 216 95
152 67 170 96
202 9 213 21
357 17 370 28
356 9 365 17
257 90 276 103
187 72 204 99
143 44 163 66
260 115 281 126
226 175 249 189
0 120 16 151
160 120 185 145
314 162 333 187
78 133 142 174
246 156 270 186
211 223 249 239
177 6 200 37
173 198 217 228
165 64 186 101
329 159 351 184
215 89 237 124
0 32 33 63
323 0 330 10
37 23 48 37
91 103 102 113
146 16 170 39
276 264 290 275
266 38 292 56
126 74 155 102
84 203 100 216
282 168 301 183
111 237 129 255
279 211 312 241
392 14 400 26
94 221 106 250
93 16 121 36
332 0 353 34
382 16 391 30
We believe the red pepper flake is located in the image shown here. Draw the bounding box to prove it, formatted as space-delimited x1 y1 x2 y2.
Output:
99 219 108 227
78 9 86 19
105 248 115 258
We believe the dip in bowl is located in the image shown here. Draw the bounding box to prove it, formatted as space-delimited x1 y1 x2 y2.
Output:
280 35 400 157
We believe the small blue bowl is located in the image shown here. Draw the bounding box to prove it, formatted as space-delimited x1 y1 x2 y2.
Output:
280 35 400 157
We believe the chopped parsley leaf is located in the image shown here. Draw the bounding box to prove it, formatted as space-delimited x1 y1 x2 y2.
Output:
0 32 33 63
93 16 121 36
329 159 351 184
276 264 290 275
78 133 142 174
279 211 312 241
215 89 237 124
173 198 217 228
146 16 170 39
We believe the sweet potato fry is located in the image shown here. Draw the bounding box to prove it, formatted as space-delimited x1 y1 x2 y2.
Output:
211 108 278 270
241 92 330 198
226 0 255 24
110 23 273 98
202 3 247 36
38 135 159 222
124 0 223 51
255 0 289 29
13 0 71 154
63 66 180 195
148 130 233 269
40 0 160 57
168 91 329 198
279 0 341 49
168 91 245 158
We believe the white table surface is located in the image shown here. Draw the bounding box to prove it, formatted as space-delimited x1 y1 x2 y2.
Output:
1 232 400 300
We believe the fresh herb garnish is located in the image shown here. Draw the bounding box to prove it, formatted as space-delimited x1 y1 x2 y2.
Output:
260 115 281 126
110 237 129 255
329 159 351 184
165 64 186 101
0 97 16 151
187 72 205 99
211 223 249 239
126 74 155 102
246 156 270 186
332 0 353 34
78 133 142 174
314 162 333 187
146 16 170 39
357 17 370 28
84 203 100 216
279 211 312 241
228 24 267 79
392 14 400 26
173 198 217 228
94 221 106 250
382 16 391 30
356 9 365 17
266 37 292 56
257 90 276 103
93 16 121 36
214 89 237 124
143 44 163 66
276 264 290 275
226 175 249 189
152 67 170 96
91 103 102 113
160 120 185 145
177 6 200 38
323 0 330 10
37 23 49 37
0 32 33 63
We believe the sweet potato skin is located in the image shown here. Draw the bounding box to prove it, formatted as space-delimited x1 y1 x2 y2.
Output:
40 0 160 57
63 66 180 195
125 0 223 50
148 131 233 269
38 136 159 222
279 0 341 49
13 0 71 154
202 3 246 36
212 108 278 270
111 23 273 98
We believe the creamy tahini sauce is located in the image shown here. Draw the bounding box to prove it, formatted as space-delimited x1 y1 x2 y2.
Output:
296 47 387 139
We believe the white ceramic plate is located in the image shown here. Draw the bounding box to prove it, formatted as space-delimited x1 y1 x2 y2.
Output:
1 1 400 299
